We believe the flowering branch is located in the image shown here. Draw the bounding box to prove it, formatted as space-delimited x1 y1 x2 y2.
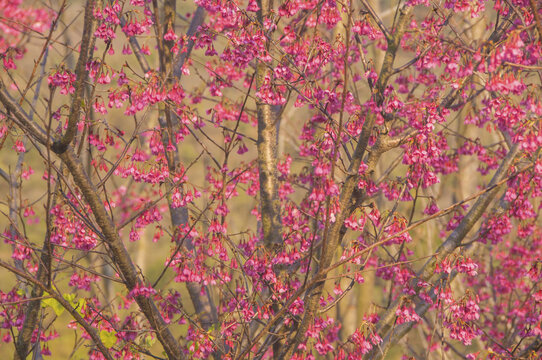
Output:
51 0 96 154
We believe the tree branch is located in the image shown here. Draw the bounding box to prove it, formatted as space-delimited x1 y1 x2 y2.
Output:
52 0 96 154
172 7 206 80
156 2 219 334
278 6 413 359
367 143 521 359
0 260 114 360
59 147 183 360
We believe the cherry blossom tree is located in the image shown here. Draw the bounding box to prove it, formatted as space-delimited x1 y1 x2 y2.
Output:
0 0 541 359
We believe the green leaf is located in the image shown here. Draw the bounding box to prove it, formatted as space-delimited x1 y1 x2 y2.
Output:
380 209 391 220
63 293 76 306
100 330 117 348
61 293 86 315
207 325 216 340
76 298 87 316
41 293 65 316
143 335 156 348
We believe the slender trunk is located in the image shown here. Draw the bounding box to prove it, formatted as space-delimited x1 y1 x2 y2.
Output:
154 0 219 332
256 0 283 249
